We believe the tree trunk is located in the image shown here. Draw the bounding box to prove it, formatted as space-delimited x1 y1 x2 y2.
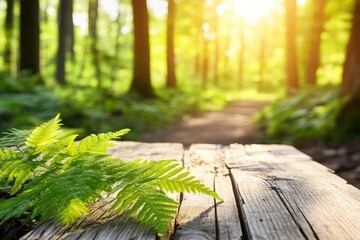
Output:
68 1 75 60
89 0 102 88
43 1 49 23
166 0 176 88
4 0 14 73
111 5 122 83
337 0 360 135
222 32 231 79
213 0 220 86
20 0 40 75
340 0 360 97
238 17 245 88
130 0 155 98
285 0 299 95
258 29 266 92
194 7 203 78
202 38 209 89
56 0 73 86
305 0 327 86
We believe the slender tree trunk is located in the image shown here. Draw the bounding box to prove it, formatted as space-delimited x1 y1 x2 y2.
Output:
4 0 14 73
194 10 203 78
258 29 266 92
43 1 49 23
202 38 209 89
194 24 201 78
89 0 102 88
68 1 75 61
166 0 176 88
305 0 327 86
111 5 122 83
130 0 155 98
222 32 231 77
337 0 360 134
340 0 360 97
238 17 245 88
285 0 299 95
213 2 220 86
20 0 40 75
56 0 73 85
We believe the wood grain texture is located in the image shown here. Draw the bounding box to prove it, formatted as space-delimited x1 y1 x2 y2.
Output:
225 144 360 240
173 144 221 240
267 144 360 240
230 169 306 240
214 175 243 240
213 145 243 240
225 144 305 239
108 141 184 162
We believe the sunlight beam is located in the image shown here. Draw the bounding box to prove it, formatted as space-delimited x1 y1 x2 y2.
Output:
232 0 280 23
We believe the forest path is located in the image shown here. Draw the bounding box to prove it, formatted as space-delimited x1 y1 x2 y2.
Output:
141 100 267 147
141 100 360 189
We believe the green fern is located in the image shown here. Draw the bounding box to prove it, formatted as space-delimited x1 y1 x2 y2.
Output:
0 115 221 236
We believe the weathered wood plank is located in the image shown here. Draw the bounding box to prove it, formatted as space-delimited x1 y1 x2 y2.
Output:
213 146 243 240
266 144 360 240
225 144 360 240
230 169 307 239
214 175 243 240
173 144 220 240
225 144 314 239
21 142 184 240
108 141 184 162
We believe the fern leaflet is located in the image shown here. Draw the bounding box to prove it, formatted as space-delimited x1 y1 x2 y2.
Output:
25 114 62 153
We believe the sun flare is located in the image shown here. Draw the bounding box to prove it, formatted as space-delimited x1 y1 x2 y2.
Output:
232 0 280 23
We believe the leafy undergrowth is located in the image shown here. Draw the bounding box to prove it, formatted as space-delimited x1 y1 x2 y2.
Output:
256 86 349 144
0 115 221 237
0 73 243 140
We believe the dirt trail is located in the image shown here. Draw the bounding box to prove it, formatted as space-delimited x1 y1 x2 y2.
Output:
141 100 267 147
141 100 360 189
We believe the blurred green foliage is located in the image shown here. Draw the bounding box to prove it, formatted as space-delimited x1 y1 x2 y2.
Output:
256 86 349 144
0 74 242 140
0 0 357 145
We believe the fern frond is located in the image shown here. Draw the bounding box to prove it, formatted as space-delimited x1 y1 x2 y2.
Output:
0 148 21 162
111 185 141 214
43 134 78 158
0 128 31 149
108 159 221 236
0 149 36 195
25 114 62 153
77 129 130 154
129 189 178 236
157 178 221 200
57 198 90 224
146 161 222 200
0 115 221 237
112 184 178 236
0 191 34 224
115 159 222 200
137 160 182 179
30 165 106 223
42 134 78 167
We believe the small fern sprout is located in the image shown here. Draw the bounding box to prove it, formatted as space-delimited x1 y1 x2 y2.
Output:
0 115 222 236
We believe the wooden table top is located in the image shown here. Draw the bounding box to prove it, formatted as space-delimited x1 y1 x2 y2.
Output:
22 142 360 240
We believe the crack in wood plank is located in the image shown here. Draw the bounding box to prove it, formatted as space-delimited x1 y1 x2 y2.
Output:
229 171 251 240
264 179 319 240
